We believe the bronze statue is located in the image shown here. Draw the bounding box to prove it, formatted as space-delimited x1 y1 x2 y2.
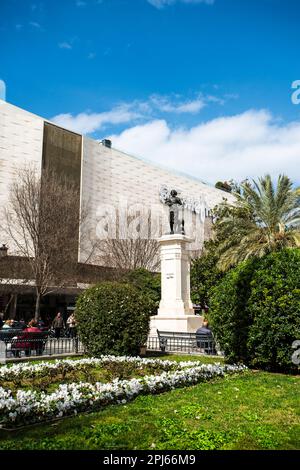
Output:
165 189 185 235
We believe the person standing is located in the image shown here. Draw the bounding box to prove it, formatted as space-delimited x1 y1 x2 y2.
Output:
52 312 65 339
66 312 77 338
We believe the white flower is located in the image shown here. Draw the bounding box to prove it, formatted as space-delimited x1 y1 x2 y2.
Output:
0 356 247 427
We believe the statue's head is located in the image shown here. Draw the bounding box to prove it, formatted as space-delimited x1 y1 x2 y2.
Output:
170 189 178 197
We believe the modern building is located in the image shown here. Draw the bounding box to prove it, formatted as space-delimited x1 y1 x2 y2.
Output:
0 99 233 319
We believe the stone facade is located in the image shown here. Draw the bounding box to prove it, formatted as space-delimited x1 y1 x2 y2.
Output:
0 100 43 253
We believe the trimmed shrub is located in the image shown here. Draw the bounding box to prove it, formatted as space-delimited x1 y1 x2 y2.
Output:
247 250 300 371
122 268 161 309
191 250 225 308
209 249 300 372
209 258 259 364
75 281 155 356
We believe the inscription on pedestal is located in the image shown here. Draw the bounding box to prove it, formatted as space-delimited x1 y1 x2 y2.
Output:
166 273 174 279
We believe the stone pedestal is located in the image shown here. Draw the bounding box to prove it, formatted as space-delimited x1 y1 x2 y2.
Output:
149 235 203 335
0 339 6 364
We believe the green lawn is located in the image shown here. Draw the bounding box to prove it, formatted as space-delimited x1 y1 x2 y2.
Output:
0 354 299 450
158 353 225 364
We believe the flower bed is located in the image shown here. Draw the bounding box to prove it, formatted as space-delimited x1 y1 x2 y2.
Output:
0 358 247 428
0 356 209 382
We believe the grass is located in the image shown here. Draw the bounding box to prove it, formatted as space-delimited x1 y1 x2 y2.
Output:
158 353 225 364
0 355 299 450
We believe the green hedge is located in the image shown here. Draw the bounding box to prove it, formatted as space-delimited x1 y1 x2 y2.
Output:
122 268 160 309
209 249 300 372
75 282 155 356
191 249 225 307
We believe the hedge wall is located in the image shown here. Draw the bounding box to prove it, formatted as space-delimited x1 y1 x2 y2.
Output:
209 249 300 372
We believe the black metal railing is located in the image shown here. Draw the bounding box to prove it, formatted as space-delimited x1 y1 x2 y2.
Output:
147 334 222 356
0 335 85 359
0 332 222 360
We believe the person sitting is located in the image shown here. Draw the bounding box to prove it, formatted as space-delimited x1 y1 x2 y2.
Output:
196 320 216 355
37 318 46 330
11 319 24 329
1 319 13 329
12 319 43 357
18 319 27 330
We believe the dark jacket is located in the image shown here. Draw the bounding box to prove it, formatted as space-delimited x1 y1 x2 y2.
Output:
52 316 64 328
196 326 213 338
195 326 216 354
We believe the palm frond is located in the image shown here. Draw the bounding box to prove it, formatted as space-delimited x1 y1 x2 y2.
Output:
213 174 300 269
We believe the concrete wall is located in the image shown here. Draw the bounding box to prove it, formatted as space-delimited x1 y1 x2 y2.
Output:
0 100 44 251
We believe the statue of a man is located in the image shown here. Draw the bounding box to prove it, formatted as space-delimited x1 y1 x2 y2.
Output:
165 189 185 235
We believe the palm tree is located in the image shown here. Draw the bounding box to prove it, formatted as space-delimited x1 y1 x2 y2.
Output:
215 174 300 270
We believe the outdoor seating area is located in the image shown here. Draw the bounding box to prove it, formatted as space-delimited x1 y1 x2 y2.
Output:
0 334 84 359
10 331 49 357
147 329 219 355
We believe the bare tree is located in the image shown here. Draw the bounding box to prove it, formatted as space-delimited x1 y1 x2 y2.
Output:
3 165 83 320
96 211 160 272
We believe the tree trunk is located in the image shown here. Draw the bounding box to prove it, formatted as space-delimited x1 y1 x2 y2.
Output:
35 292 41 321
9 294 18 319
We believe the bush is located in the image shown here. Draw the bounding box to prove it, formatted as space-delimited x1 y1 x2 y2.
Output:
209 259 258 364
122 268 161 309
75 282 155 356
209 249 300 372
191 249 225 308
247 250 300 371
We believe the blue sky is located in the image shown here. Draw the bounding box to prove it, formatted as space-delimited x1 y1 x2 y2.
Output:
1 0 300 183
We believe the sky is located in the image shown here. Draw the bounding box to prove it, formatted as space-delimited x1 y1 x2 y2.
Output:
1 0 300 185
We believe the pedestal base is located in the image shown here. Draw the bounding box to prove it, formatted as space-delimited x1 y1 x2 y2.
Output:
149 314 203 336
0 340 6 364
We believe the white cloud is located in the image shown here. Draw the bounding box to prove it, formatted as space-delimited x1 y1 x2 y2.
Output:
58 41 73 49
150 95 205 113
29 21 42 29
0 80 6 101
109 110 300 184
51 105 142 134
51 92 231 135
148 0 215 9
